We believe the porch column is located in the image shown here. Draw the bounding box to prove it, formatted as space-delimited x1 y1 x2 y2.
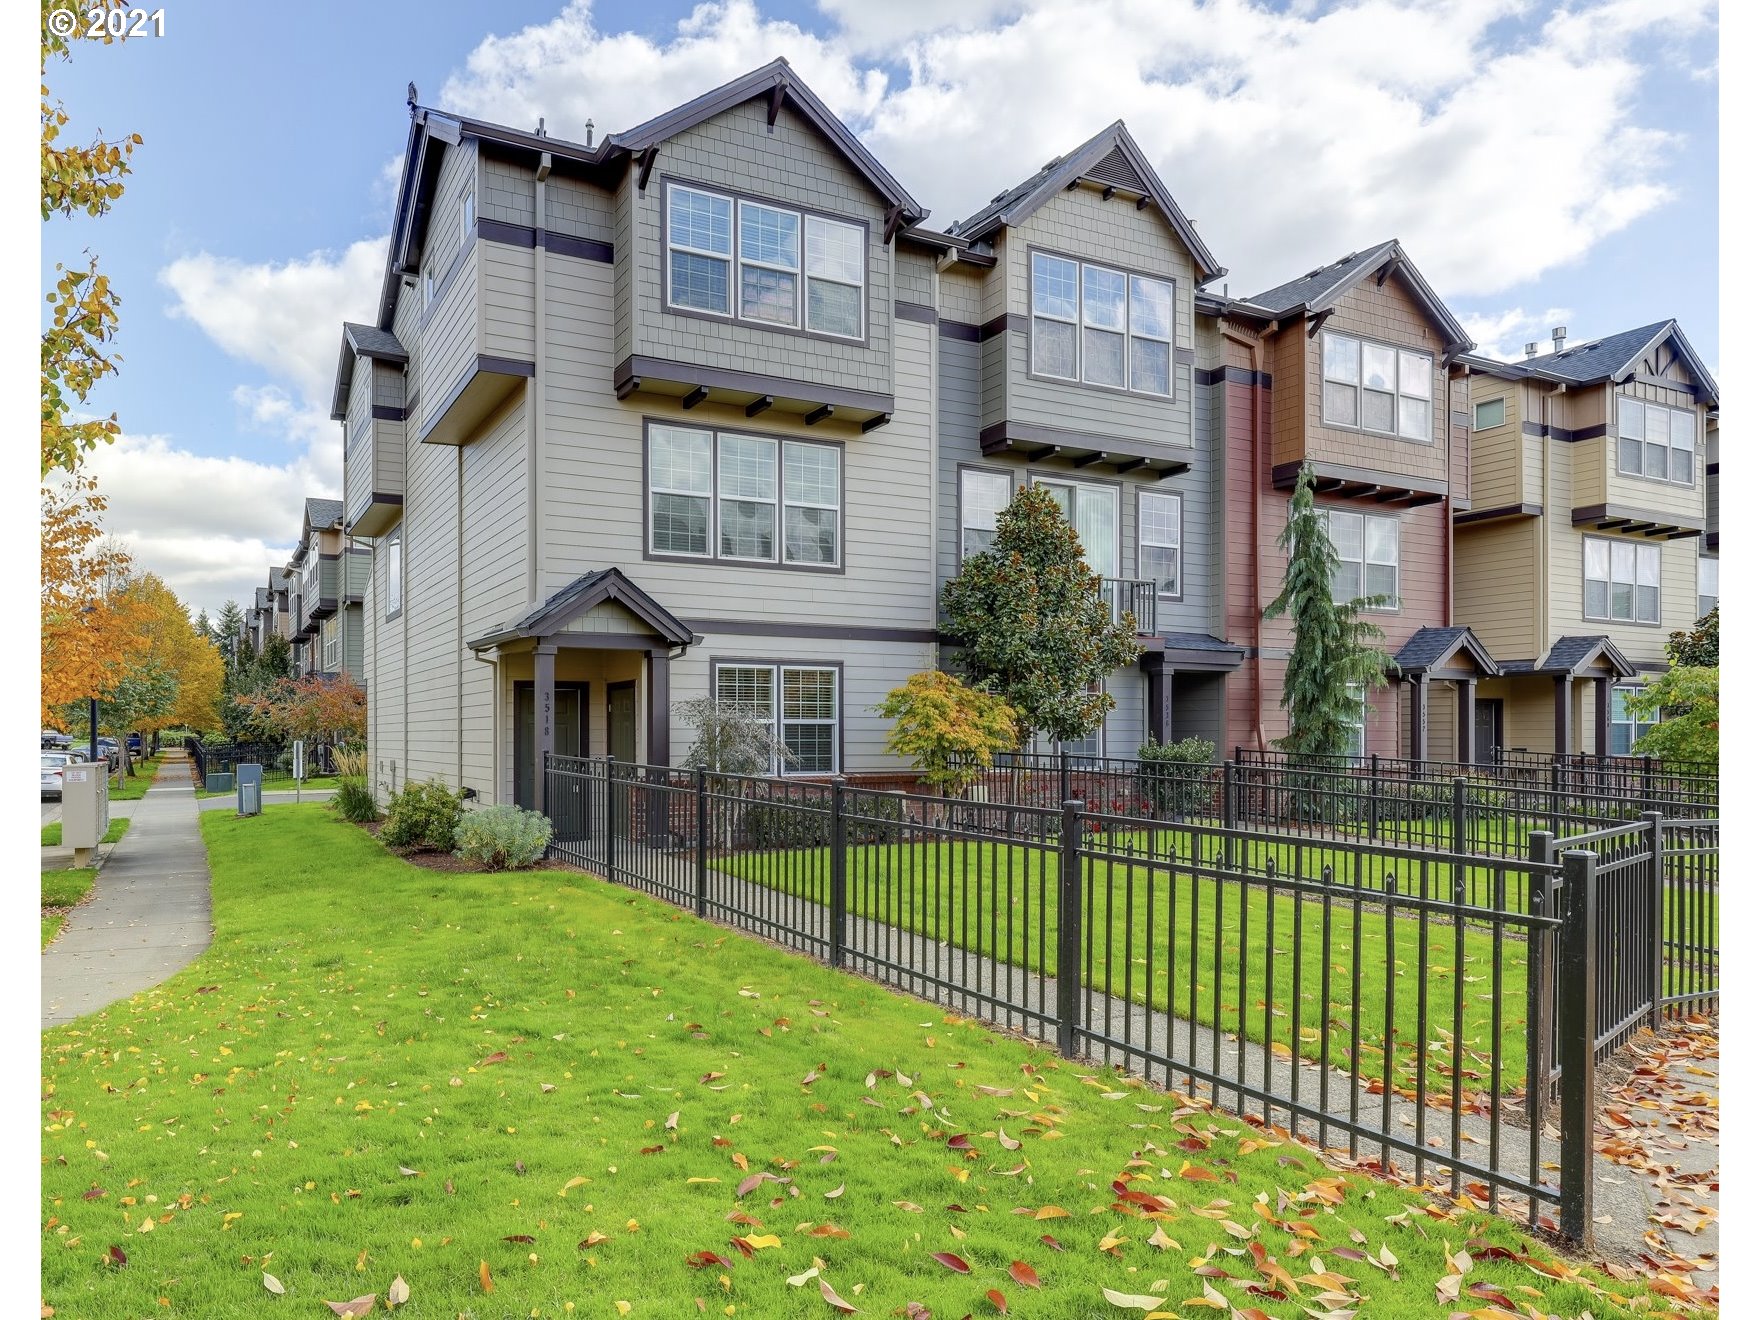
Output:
1593 678 1611 758
646 649 671 766
1553 675 1573 756
1410 675 1430 762
1457 679 1477 766
533 643 556 815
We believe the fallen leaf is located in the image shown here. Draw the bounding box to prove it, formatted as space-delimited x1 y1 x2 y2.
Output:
479 1260 494 1294
930 1252 970 1274
387 1275 409 1306
261 1273 284 1295
478 1052 508 1067
787 1267 821 1287
323 1298 376 1319
1100 1287 1166 1311
1009 1260 1041 1289
820 1278 860 1313
986 1288 1008 1313
825 1184 845 1199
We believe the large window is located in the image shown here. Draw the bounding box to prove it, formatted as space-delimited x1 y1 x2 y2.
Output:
1583 535 1660 624
1138 490 1181 598
321 616 340 672
667 182 865 340
959 469 1012 560
1030 251 1174 398
648 425 841 568
1032 476 1119 577
1698 557 1718 619
1322 331 1433 441
1321 508 1399 609
714 663 839 774
385 530 402 618
1609 685 1657 756
1616 396 1695 485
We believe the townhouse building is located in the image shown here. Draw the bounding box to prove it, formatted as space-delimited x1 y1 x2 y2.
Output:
265 498 369 681
1455 322 1718 755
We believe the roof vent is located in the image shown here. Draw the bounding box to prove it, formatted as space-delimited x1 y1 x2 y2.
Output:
585 118 594 148
1551 325 1567 350
1524 342 1539 359
991 190 1008 203
535 116 546 137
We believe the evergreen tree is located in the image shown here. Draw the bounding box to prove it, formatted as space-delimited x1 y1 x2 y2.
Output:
941 484 1142 745
1263 465 1392 765
215 599 246 675
193 607 213 644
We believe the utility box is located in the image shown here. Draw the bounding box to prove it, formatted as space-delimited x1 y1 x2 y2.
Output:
236 762 263 817
208 772 235 793
61 760 110 867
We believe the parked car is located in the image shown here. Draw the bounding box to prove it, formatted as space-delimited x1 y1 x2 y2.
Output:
95 738 121 772
127 732 143 754
41 752 71 800
41 730 72 751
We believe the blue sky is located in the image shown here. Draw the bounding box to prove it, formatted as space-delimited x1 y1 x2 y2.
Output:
41 0 1720 616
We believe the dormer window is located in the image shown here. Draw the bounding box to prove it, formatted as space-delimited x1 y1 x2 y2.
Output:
1322 331 1432 441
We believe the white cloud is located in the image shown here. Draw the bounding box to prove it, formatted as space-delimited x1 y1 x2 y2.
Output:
436 0 1711 297
1459 306 1577 362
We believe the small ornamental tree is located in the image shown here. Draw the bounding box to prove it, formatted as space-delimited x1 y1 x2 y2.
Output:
1666 606 1717 668
1264 465 1392 766
675 696 793 776
876 671 1020 795
231 674 367 746
1629 665 1717 766
941 484 1142 745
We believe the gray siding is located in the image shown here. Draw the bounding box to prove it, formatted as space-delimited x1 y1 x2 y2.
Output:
460 395 530 794
896 249 934 306
546 175 614 243
480 151 535 227
480 238 536 363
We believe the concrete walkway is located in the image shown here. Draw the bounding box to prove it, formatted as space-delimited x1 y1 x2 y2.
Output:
41 750 212 1029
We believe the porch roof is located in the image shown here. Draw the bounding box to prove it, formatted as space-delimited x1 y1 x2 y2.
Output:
467 568 697 651
1392 625 1501 679
1500 634 1637 679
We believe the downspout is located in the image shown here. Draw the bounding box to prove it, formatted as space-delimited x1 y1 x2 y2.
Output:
529 152 550 611
470 647 500 802
456 447 465 789
1219 320 1267 752
1541 379 1566 748
1445 361 1460 626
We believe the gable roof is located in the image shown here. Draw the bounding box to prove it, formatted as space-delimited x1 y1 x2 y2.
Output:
1243 240 1470 352
467 568 696 651
945 121 1224 282
1501 635 1637 679
1511 319 1718 403
304 498 344 537
1392 626 1501 678
330 322 409 420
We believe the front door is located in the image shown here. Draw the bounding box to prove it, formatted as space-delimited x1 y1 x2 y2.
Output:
1474 698 1504 766
607 682 638 764
514 681 588 810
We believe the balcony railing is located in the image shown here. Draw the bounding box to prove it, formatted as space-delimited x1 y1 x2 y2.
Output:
1099 578 1157 634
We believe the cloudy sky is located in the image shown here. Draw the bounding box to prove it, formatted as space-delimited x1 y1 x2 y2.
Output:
43 0 1719 618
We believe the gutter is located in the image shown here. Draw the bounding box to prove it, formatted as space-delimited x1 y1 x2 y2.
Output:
1218 320 1268 752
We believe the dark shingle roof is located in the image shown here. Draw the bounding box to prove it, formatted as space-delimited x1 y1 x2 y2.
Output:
1162 631 1244 653
343 322 408 362
467 568 695 651
305 498 344 531
1392 626 1500 677
1540 636 1635 677
1244 242 1399 317
1464 320 1717 403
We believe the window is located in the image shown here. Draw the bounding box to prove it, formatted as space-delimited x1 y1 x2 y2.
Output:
423 265 436 308
666 182 866 339
1030 250 1174 397
1583 535 1660 624
1609 685 1657 756
1616 396 1695 485
1343 682 1366 761
1320 508 1399 609
1138 491 1181 598
460 187 475 249
1698 557 1718 619
321 616 340 671
714 663 840 774
1033 477 1118 576
1474 397 1506 430
1322 332 1433 440
959 469 1012 560
648 425 841 568
385 530 402 618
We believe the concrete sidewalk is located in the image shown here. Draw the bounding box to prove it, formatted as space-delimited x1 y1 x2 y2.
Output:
41 751 212 1029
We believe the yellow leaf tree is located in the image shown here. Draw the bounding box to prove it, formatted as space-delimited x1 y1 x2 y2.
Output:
41 476 144 723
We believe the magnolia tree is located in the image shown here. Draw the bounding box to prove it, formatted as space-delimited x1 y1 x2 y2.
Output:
876 671 1019 795
941 484 1141 745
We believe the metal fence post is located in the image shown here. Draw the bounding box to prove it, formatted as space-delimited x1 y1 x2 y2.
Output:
1549 761 1563 837
1557 848 1599 1248
1059 750 1071 809
829 777 848 968
1368 753 1381 841
1451 776 1469 904
1640 756 1658 816
694 768 709 918
1526 830 1557 1112
1055 798 1083 1059
604 757 618 883
1643 809 1664 1028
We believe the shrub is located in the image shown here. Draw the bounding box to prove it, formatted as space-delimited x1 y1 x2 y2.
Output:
739 801 831 849
844 789 907 844
1137 737 1216 817
332 777 380 823
381 779 465 851
454 805 553 871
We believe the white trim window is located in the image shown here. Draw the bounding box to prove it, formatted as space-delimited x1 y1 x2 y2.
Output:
1322 331 1433 441
1321 508 1399 609
385 530 402 618
1698 557 1718 619
1473 396 1506 430
1583 535 1660 624
1616 396 1696 485
738 200 800 326
1031 251 1174 397
959 469 1013 560
667 184 735 315
460 187 475 251
648 426 841 568
422 265 436 309
714 663 840 774
804 215 865 339
1032 476 1119 577
1609 684 1658 756
321 615 341 672
1138 490 1181 598
1343 682 1366 760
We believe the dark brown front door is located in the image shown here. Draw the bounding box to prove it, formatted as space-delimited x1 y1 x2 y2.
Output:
1474 698 1504 766
607 681 638 764
515 682 588 809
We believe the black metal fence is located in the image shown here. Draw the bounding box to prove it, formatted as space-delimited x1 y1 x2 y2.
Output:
186 737 335 790
543 755 1720 1246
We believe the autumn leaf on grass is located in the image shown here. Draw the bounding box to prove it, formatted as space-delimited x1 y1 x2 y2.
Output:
819 1278 860 1313
478 1051 508 1067
387 1275 410 1307
1009 1261 1041 1289
946 1135 975 1151
686 1251 733 1270
986 1288 1008 1313
324 1298 376 1318
930 1252 970 1273
261 1273 284 1295
580 1232 610 1249
1100 1287 1167 1311
479 1260 494 1293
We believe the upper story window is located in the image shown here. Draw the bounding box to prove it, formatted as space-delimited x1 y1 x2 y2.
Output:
1616 396 1695 485
1698 557 1718 619
460 187 475 249
1138 490 1182 599
1322 331 1432 441
1473 397 1506 430
1032 475 1119 577
385 530 403 619
1321 508 1399 609
321 616 341 671
959 469 1012 561
648 423 841 569
666 182 866 341
1030 251 1174 399
1583 535 1659 624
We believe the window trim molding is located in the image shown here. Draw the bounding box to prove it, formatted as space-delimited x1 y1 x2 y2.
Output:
383 528 403 621
1472 396 1506 431
659 175 872 348
1319 328 1436 445
1318 503 1401 613
956 463 1016 566
1025 244 1179 402
641 417 847 575
1029 470 1124 580
1582 532 1662 627
1608 681 1658 756
1135 486 1184 603
709 657 845 776
1613 393 1697 488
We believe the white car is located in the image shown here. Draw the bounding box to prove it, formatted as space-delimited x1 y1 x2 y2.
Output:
41 752 72 800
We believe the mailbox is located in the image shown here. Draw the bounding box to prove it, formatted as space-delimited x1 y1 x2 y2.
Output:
237 761 263 817
61 760 110 867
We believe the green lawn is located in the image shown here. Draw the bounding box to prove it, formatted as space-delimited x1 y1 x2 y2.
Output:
41 866 98 949
108 756 164 801
195 774 340 799
42 914 65 948
41 818 131 848
720 827 1541 1100
38 805 1653 1319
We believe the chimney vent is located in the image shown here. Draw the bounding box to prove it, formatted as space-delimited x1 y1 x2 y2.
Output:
536 116 546 136
1551 325 1567 351
585 119 594 147
1524 342 1539 359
